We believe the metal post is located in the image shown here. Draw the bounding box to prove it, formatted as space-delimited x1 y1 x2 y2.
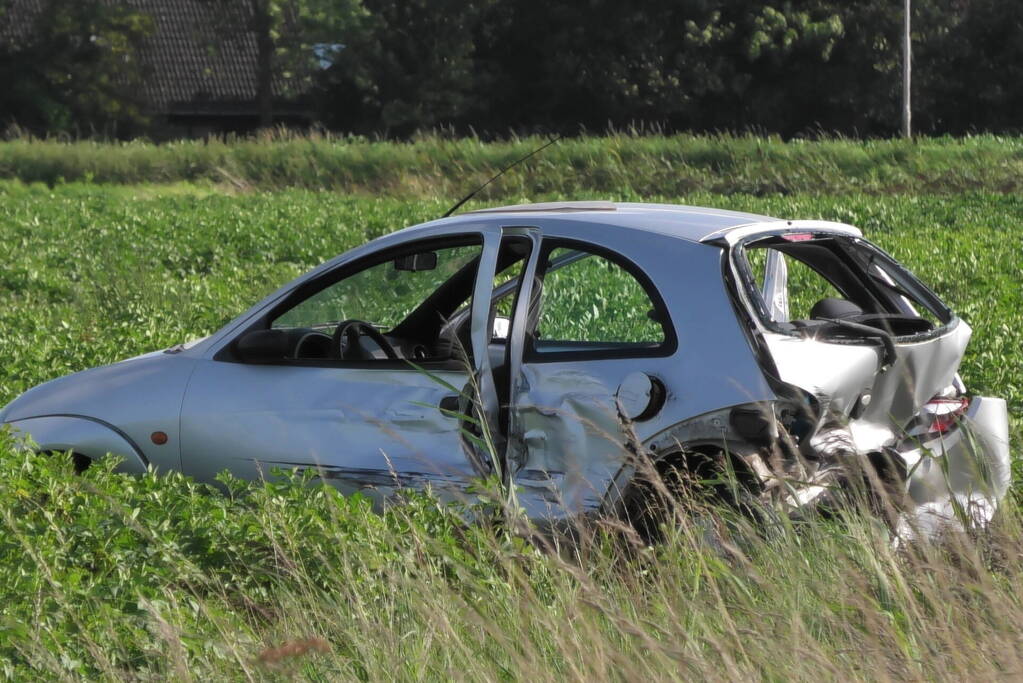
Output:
902 0 912 138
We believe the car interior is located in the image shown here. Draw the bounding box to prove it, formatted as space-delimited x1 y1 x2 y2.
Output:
236 233 670 373
232 237 533 370
741 235 951 339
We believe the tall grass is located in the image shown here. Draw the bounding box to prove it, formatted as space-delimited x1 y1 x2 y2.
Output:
2 432 1022 680
3 132 1023 195
0 176 1019 678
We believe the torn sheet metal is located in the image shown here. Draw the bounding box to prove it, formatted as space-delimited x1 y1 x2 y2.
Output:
733 229 1007 536
897 396 1011 538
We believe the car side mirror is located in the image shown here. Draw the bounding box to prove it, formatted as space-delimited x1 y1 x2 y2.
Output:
234 329 290 362
492 316 510 340
394 252 437 272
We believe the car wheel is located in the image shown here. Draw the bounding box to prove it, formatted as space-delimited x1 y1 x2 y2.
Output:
624 448 767 547
42 451 92 474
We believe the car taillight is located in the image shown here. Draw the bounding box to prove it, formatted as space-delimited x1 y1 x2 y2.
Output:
922 396 969 435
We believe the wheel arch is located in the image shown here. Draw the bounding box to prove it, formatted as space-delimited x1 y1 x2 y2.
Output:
5 415 149 474
601 404 771 520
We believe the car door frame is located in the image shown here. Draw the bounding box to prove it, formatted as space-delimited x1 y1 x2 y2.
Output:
501 230 684 519
183 223 509 495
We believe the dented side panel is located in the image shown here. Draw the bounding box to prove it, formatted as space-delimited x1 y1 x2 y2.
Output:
512 365 625 517
508 225 775 520
180 361 483 507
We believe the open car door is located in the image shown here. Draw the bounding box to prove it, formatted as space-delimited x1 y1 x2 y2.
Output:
501 235 680 520
180 226 507 507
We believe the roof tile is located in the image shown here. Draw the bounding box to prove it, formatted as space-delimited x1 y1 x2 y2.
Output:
1 0 301 113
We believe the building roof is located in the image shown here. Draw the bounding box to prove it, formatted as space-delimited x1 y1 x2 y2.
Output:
0 0 303 116
0 0 37 45
127 0 299 114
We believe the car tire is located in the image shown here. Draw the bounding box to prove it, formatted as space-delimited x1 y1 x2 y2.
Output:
624 448 767 547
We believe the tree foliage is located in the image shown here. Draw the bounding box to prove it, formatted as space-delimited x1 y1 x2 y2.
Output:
315 0 493 136
321 0 1023 137
1 0 1022 137
0 0 152 136
201 0 366 126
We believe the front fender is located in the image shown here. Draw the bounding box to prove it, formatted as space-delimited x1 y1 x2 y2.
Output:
6 415 149 474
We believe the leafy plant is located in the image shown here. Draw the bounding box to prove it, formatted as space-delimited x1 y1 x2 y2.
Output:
0 151 1018 678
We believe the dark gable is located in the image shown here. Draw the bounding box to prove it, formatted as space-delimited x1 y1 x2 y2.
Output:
0 0 309 132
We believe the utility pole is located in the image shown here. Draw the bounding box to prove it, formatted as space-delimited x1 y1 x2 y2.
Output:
902 0 912 138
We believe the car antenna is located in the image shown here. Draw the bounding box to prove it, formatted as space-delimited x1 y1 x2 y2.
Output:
441 133 563 218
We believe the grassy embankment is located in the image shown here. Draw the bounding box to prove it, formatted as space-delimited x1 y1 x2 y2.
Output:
0 137 1020 679
2 132 1023 195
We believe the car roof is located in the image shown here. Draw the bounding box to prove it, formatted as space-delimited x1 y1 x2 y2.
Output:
416 201 784 244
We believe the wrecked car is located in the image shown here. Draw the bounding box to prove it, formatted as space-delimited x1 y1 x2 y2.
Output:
0 201 1010 537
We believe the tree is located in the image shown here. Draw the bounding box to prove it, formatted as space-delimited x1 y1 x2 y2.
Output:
909 0 1023 134
0 0 153 136
314 0 493 136
203 0 366 128
470 1 844 135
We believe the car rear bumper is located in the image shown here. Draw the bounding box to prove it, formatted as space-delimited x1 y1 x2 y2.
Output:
898 396 1011 537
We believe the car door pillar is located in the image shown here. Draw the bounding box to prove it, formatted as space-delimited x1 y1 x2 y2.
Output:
503 227 543 472
467 228 507 482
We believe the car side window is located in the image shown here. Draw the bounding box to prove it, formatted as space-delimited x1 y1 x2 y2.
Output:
273 244 481 332
532 246 668 354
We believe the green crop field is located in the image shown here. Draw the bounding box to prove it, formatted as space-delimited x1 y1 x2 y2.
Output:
0 154 1021 679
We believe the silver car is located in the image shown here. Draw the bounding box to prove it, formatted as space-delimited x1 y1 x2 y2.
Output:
1 201 1010 536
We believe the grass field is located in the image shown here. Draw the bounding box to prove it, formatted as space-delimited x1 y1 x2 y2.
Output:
0 156 1021 679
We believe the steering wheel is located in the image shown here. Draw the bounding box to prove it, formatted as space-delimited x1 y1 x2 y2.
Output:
331 319 399 361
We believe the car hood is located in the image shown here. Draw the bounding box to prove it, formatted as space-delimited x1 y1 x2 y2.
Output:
1 351 199 426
